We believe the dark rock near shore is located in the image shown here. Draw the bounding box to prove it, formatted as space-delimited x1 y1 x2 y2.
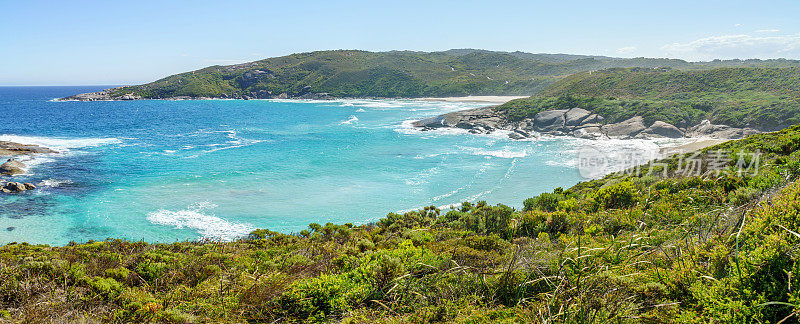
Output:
412 106 502 133
0 141 57 156
601 116 646 139
413 107 763 141
564 108 593 126
686 120 760 139
0 142 53 193
0 159 26 176
637 121 684 138
534 110 567 132
4 182 27 192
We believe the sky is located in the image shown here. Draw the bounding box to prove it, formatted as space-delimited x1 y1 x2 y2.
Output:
2 0 800 85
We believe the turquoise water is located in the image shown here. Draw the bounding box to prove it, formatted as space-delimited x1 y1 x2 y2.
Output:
0 87 677 245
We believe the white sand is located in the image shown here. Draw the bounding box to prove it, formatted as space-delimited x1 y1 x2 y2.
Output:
417 96 528 104
660 139 729 155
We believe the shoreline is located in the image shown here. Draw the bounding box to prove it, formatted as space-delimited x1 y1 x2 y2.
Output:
56 87 530 103
0 141 57 192
413 105 762 141
415 95 527 103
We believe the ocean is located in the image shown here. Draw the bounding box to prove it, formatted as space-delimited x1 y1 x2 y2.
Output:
0 86 684 245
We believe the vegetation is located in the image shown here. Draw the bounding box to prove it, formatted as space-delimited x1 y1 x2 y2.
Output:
4 123 800 322
98 50 800 100
498 67 800 131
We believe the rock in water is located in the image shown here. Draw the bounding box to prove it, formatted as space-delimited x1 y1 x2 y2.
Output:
413 115 447 128
23 183 36 190
4 182 27 192
0 141 57 155
0 158 26 176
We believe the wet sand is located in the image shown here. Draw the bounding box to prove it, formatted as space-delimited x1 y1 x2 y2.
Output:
660 139 729 155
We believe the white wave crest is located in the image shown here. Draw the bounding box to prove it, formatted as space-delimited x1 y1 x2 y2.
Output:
146 201 254 241
394 119 470 136
38 178 74 188
465 147 528 158
0 134 121 151
340 115 359 125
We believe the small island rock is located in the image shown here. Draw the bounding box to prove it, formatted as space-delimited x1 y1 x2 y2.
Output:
0 159 26 176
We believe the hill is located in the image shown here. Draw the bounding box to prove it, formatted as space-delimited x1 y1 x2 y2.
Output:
60 50 800 101
498 67 800 131
3 123 800 322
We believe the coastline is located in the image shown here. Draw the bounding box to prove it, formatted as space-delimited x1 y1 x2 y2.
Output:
415 95 527 103
56 94 529 103
56 85 531 103
0 141 57 193
1 96 747 244
413 105 762 142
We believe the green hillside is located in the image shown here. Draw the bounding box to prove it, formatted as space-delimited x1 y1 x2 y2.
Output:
498 67 800 131
539 67 800 98
75 50 800 100
3 124 800 322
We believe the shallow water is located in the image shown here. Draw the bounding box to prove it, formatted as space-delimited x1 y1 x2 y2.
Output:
0 87 684 245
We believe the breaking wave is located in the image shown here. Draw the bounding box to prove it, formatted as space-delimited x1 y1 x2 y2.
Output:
146 201 254 241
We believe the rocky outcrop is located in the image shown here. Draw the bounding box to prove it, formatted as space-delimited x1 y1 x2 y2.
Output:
685 120 760 139
295 92 335 100
534 110 567 132
0 181 35 193
59 87 338 101
637 121 684 138
601 116 647 139
413 106 505 134
0 142 54 193
58 88 128 101
0 141 57 156
572 126 605 139
564 108 593 126
414 107 763 141
0 159 26 176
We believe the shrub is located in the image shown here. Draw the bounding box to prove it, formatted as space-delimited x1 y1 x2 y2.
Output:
87 276 123 298
592 181 639 209
523 192 565 212
728 186 761 205
517 211 548 237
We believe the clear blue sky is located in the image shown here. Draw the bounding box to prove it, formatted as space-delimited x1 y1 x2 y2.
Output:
2 0 799 85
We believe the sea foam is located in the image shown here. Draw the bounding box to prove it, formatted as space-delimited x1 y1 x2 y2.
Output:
0 134 121 151
340 115 359 125
147 201 254 241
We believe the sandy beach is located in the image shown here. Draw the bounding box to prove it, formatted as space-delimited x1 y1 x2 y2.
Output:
660 139 729 155
417 96 528 104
